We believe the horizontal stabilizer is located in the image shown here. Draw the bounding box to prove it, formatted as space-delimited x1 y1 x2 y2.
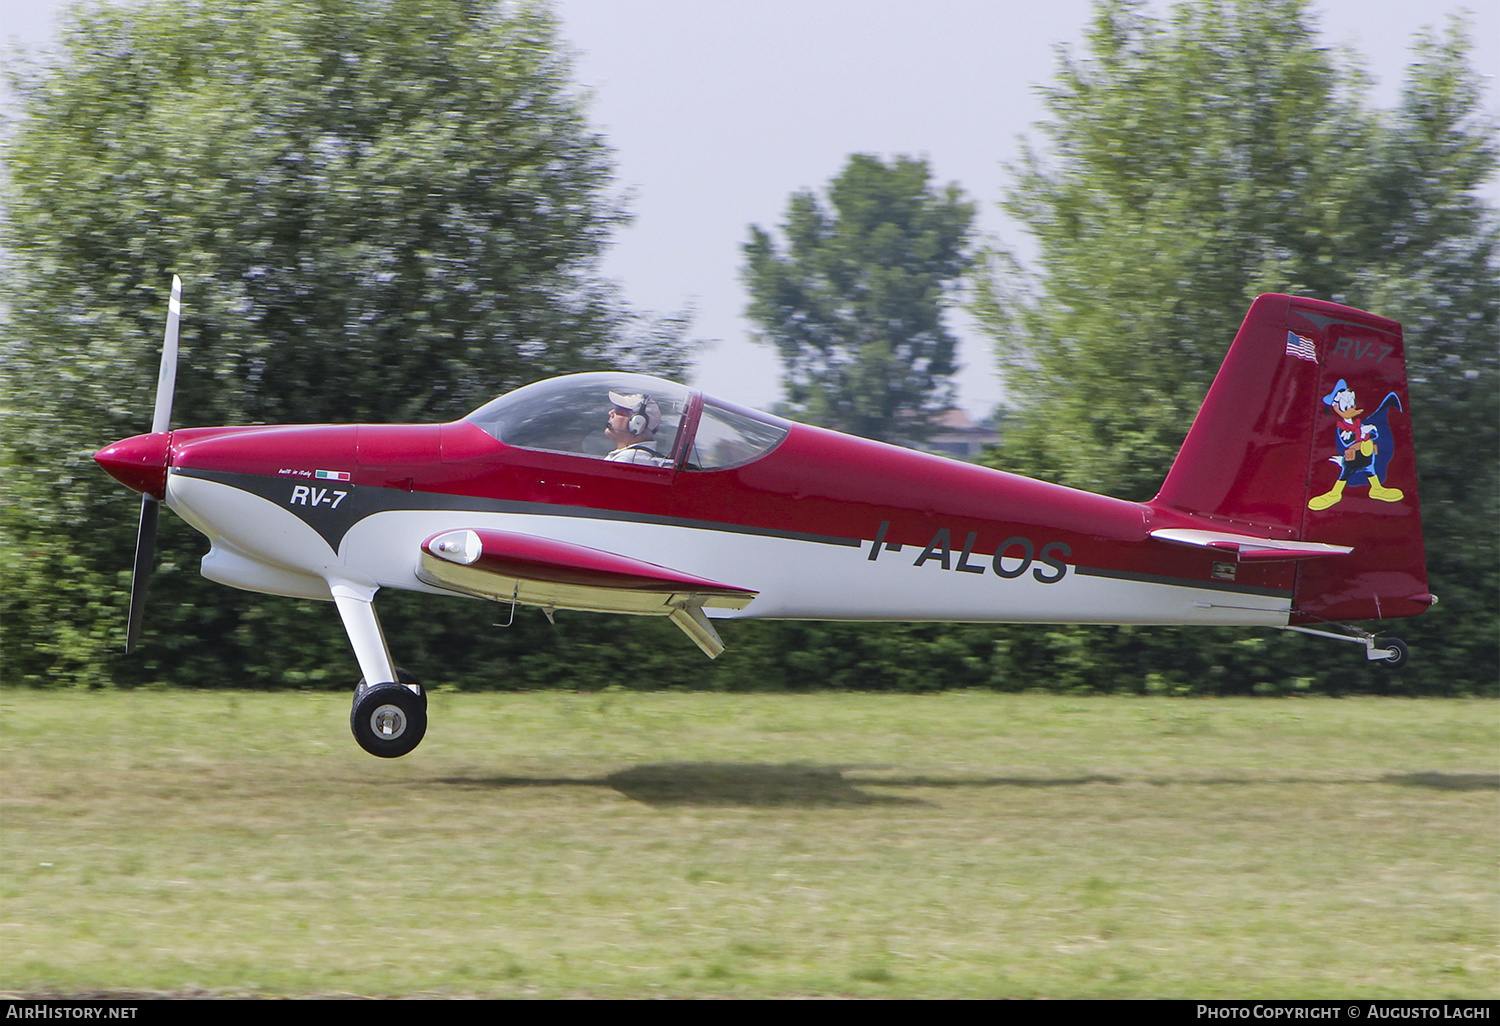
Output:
1149 528 1353 562
417 529 755 656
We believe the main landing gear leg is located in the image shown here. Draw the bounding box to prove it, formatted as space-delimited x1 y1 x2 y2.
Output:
333 583 428 758
1277 624 1409 668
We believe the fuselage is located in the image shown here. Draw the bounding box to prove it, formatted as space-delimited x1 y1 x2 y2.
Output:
97 375 1297 629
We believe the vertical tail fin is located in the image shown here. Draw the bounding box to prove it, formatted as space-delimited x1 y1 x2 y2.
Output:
1151 294 1432 623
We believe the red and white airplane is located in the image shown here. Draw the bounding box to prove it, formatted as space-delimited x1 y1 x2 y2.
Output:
97 279 1433 757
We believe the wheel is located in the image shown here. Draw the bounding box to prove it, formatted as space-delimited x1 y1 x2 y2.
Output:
351 681 428 758
1377 637 1409 669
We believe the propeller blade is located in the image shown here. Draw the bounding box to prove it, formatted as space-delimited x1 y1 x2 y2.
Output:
126 493 160 654
125 275 181 652
150 275 181 435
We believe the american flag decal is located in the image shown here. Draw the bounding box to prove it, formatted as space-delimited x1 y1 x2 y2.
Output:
1285 331 1318 363
315 469 351 481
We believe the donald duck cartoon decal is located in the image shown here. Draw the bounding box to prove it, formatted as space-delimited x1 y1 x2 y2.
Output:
1308 379 1405 511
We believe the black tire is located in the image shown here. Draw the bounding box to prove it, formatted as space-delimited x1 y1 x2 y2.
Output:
350 681 428 758
1377 638 1409 669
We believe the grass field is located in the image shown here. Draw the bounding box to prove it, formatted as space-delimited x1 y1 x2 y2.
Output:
0 689 1495 998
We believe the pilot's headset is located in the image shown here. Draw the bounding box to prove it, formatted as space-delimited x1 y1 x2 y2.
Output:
609 390 660 436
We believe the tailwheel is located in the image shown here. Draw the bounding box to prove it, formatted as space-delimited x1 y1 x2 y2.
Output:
1375 638 1409 669
1277 625 1413 668
351 680 427 758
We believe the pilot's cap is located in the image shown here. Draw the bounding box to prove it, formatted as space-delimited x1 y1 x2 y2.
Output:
608 390 662 434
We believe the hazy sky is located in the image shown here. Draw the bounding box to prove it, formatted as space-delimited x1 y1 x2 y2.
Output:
4 0 1496 414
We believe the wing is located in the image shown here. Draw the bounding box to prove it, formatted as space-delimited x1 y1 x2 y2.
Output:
418 529 757 658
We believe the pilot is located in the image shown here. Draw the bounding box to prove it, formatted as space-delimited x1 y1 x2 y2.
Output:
605 390 671 466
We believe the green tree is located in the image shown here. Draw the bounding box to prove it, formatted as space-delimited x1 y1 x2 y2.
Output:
743 154 975 442
1 0 692 687
974 0 1497 694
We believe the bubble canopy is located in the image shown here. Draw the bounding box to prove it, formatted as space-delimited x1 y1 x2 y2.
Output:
463 372 790 471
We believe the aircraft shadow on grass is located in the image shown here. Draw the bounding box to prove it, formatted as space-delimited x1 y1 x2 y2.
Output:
437 764 1123 808
431 765 1498 808
1381 772 1499 791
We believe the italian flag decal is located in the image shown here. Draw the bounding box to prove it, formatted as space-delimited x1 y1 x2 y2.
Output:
315 470 351 481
